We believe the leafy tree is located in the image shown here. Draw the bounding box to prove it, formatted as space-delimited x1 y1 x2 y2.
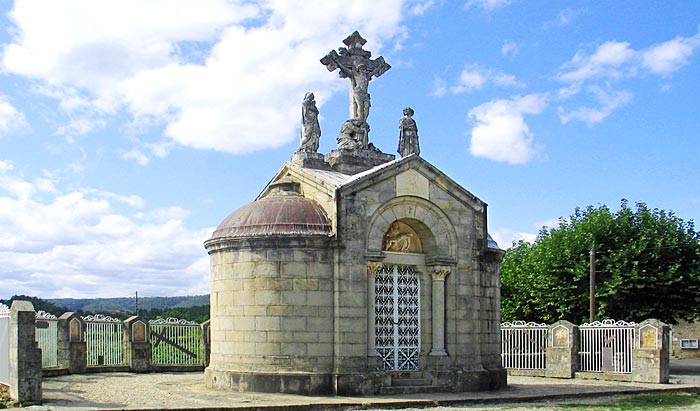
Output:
501 200 700 324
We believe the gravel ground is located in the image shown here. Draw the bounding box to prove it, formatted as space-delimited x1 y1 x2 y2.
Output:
23 371 700 411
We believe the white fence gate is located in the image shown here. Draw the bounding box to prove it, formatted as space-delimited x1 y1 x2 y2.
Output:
150 318 201 365
35 311 59 368
0 303 10 385
579 319 635 373
501 321 548 369
84 314 124 366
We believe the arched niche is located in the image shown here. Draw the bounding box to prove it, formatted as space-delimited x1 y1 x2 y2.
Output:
367 196 457 259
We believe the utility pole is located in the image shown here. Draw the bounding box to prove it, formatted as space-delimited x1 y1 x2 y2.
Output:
589 247 595 323
135 291 139 315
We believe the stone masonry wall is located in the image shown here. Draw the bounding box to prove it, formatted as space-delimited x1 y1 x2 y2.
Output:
207 237 334 374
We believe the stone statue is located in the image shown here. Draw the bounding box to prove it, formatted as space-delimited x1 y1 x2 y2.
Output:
337 118 368 150
398 107 420 157
321 31 391 125
298 92 320 152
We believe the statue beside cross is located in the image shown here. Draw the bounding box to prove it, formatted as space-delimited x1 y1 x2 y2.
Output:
321 31 391 149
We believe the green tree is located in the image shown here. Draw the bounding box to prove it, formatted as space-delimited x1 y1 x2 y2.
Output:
501 200 700 324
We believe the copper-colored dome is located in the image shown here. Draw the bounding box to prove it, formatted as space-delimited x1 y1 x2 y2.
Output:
209 193 332 240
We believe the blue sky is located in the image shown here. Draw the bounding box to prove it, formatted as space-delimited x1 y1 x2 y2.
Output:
1 0 699 299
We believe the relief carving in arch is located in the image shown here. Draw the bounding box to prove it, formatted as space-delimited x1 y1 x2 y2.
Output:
383 221 422 253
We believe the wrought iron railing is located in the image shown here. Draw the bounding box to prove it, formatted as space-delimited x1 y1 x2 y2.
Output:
579 319 636 374
83 314 125 366
35 311 59 368
150 318 202 365
500 321 548 369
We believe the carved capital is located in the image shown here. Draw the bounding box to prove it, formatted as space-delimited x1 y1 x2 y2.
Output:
367 262 383 277
430 265 451 281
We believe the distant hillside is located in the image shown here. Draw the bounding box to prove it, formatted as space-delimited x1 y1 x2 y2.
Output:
49 294 209 313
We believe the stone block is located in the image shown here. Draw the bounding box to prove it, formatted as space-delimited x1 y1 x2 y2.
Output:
255 317 281 331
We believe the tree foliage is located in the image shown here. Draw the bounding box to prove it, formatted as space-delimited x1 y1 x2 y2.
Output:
501 200 700 324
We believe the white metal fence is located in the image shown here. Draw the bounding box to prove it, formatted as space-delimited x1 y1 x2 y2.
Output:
35 311 59 368
501 321 548 369
579 319 635 374
150 318 201 365
0 303 10 385
83 314 124 366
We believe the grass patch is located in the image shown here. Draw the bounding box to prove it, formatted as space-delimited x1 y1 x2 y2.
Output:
560 392 700 410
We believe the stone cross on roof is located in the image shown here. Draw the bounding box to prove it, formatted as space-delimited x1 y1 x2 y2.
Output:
321 31 391 125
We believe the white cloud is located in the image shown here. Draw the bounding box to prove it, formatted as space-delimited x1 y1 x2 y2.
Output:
490 228 537 249
409 0 435 15
468 93 547 164
436 64 523 95
0 167 211 298
543 8 581 29
642 34 700 75
501 40 518 57
0 95 28 134
122 148 150 166
558 86 632 126
0 160 14 174
465 0 511 12
558 41 636 83
1 0 408 155
558 32 700 83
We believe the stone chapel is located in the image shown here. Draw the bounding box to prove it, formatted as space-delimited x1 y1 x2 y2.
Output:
204 32 506 395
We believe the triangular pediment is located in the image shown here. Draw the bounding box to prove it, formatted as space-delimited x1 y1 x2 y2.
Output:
339 155 486 213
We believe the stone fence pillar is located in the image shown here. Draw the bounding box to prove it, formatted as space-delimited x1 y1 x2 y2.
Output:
124 316 152 372
8 301 42 404
633 319 669 383
57 312 86 374
546 320 578 378
201 320 211 367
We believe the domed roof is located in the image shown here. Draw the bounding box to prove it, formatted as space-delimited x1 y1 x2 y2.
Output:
209 192 333 240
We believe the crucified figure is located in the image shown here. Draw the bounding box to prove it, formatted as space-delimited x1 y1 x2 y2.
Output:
321 31 391 125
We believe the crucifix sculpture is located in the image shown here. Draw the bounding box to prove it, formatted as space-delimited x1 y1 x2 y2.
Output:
321 31 391 126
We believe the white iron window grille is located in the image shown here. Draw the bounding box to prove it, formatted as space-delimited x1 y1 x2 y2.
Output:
579 319 636 374
500 321 548 369
375 264 420 371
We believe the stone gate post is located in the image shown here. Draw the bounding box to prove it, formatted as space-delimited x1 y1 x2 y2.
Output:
633 319 669 383
124 316 152 372
57 312 86 374
8 301 42 404
546 320 578 378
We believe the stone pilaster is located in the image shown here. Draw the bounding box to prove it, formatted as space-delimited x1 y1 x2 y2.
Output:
9 301 42 404
124 316 151 372
57 312 87 374
366 262 383 356
429 265 451 356
546 320 578 378
633 319 669 383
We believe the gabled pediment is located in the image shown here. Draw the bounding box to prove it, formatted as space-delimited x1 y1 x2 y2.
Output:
339 155 486 213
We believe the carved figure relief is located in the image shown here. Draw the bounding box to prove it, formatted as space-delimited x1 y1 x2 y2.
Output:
552 326 569 347
640 326 658 349
383 221 422 253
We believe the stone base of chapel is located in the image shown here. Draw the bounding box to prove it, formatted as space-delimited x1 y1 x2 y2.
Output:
205 368 334 396
205 366 507 396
